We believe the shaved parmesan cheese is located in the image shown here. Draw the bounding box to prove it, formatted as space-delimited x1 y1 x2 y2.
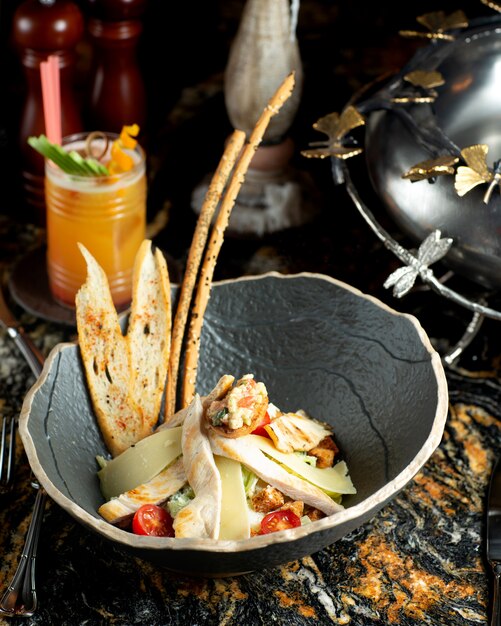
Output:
248 435 356 496
215 456 250 540
265 412 332 453
210 432 343 515
98 427 182 500
98 457 186 524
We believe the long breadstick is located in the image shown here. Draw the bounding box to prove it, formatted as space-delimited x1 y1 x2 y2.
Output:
165 129 246 417
181 72 296 408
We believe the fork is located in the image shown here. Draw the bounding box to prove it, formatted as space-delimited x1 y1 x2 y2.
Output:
0 416 16 491
0 281 46 616
0 483 47 616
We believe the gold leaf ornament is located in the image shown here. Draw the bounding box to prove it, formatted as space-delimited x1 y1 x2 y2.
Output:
402 155 459 182
404 70 445 89
480 0 501 13
392 70 446 104
454 144 501 203
399 10 468 41
301 106 365 160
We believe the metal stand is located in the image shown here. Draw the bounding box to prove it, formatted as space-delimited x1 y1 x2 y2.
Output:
342 162 499 364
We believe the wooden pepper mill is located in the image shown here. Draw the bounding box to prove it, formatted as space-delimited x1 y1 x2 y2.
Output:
12 0 84 224
85 0 147 133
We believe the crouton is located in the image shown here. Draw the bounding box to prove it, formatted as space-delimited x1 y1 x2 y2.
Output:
251 485 285 513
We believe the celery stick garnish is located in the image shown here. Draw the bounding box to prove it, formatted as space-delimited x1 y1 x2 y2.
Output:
28 134 109 177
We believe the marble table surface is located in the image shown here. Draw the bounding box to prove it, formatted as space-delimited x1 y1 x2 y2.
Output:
0 194 499 626
1 2 501 623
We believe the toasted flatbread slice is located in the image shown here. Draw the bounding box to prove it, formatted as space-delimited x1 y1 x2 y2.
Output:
173 395 222 538
76 241 171 457
76 244 142 457
205 374 268 438
203 374 234 408
127 240 171 437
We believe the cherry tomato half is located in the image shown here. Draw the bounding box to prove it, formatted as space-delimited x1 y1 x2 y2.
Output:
132 504 174 537
251 411 271 437
238 395 256 409
259 509 301 534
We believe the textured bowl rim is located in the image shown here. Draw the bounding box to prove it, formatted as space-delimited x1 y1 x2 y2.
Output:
19 271 449 554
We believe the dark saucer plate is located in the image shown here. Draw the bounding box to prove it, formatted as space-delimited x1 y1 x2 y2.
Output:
9 246 77 327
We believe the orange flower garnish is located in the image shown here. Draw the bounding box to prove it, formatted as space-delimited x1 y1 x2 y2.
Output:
108 124 140 174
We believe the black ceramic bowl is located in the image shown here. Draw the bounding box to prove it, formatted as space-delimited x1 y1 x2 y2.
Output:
19 273 448 576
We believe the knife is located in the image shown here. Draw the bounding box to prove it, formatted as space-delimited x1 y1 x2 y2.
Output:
0 283 44 377
487 456 501 626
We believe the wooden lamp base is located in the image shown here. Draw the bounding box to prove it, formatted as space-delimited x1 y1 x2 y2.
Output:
191 136 321 238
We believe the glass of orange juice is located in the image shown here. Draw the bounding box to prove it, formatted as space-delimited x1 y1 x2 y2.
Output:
44 131 146 309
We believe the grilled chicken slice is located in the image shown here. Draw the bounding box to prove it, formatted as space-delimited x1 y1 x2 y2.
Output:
265 412 332 453
98 457 186 525
209 433 343 516
157 405 192 429
173 395 222 538
160 375 235 429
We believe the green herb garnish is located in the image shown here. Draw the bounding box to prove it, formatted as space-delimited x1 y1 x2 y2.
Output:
212 407 229 426
167 485 195 517
28 134 110 177
241 466 259 497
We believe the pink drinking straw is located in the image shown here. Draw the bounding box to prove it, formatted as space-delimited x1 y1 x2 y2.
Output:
40 55 62 145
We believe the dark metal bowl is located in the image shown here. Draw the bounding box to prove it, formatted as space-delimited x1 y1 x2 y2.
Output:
365 17 501 290
19 273 447 576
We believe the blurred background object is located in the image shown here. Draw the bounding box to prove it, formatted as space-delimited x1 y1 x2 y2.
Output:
84 0 147 133
0 0 489 250
224 0 303 141
192 0 316 237
234 0 315 236
11 0 84 224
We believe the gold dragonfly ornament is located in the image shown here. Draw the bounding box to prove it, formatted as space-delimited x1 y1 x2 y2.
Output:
399 10 468 41
392 70 445 104
454 144 501 204
402 154 459 182
301 106 365 160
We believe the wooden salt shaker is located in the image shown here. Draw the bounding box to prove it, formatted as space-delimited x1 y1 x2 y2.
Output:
85 0 147 133
12 0 84 224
